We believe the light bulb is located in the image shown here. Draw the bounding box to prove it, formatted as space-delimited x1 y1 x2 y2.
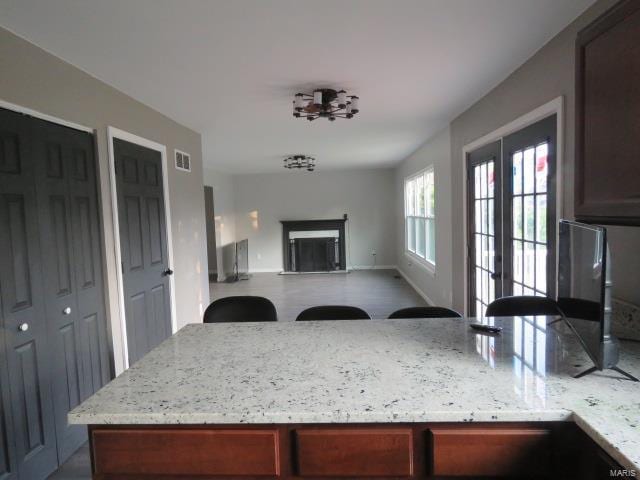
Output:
313 90 322 106
350 96 359 114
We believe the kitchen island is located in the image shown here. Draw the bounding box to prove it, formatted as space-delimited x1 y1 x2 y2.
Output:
70 317 640 479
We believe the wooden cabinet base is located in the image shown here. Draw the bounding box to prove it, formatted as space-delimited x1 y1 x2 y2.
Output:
88 422 621 479
429 427 551 477
91 429 280 477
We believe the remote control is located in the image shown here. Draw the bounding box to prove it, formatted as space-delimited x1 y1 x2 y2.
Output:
469 323 503 334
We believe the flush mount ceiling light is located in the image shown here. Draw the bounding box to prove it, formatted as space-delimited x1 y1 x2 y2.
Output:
283 154 316 171
292 88 359 121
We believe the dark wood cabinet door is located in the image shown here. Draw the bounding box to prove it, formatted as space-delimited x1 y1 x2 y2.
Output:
575 0 640 225
430 427 551 477
31 117 111 464
91 428 280 476
294 428 413 477
0 109 58 480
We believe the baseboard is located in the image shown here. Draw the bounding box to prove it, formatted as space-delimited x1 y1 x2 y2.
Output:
350 264 398 270
279 270 348 275
396 268 435 306
249 265 398 273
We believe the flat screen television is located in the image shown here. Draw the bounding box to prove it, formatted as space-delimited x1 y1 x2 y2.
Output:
557 220 636 380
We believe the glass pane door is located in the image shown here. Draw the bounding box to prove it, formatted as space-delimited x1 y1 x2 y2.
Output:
504 115 557 299
467 141 502 317
467 116 556 316
510 143 549 297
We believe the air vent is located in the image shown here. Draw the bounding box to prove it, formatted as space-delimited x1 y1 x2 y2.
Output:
175 149 191 172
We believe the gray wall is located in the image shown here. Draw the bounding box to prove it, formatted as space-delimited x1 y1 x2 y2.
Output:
233 169 397 271
448 0 625 312
395 126 453 307
0 27 209 374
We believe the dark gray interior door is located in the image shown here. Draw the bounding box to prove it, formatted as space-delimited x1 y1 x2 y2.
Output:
114 138 172 366
0 351 16 480
0 110 58 480
32 117 111 463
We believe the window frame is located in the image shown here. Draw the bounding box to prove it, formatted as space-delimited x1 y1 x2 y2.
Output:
404 166 436 272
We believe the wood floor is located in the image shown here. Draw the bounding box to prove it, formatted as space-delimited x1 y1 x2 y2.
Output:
47 444 91 480
209 269 427 321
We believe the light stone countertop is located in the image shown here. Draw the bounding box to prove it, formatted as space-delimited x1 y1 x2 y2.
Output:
69 317 640 470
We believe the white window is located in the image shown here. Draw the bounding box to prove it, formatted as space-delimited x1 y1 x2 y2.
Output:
405 168 435 266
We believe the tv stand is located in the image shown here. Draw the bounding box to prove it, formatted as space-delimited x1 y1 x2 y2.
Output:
547 316 565 326
574 365 639 381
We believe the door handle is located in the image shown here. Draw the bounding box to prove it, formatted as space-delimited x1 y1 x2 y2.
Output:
18 323 29 332
163 268 174 276
490 272 502 280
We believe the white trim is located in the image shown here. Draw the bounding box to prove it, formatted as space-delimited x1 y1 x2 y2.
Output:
396 268 435 306
461 96 564 316
404 251 435 276
0 98 94 133
350 264 397 271
107 127 177 371
404 165 434 183
403 165 436 271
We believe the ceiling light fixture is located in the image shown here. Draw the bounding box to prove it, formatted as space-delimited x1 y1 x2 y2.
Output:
292 88 359 121
283 154 316 171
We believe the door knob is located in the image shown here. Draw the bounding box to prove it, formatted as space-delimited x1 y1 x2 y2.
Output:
490 272 502 280
18 323 29 332
163 268 174 276
63 307 72 315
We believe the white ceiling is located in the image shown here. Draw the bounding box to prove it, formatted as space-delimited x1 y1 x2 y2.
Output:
1 0 594 174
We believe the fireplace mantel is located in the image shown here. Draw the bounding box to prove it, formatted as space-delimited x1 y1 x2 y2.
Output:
281 219 347 272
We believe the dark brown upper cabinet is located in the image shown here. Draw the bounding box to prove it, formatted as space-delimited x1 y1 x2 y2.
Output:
575 0 640 225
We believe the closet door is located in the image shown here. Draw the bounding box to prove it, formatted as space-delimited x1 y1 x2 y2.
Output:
0 110 58 479
32 118 111 463
0 343 17 480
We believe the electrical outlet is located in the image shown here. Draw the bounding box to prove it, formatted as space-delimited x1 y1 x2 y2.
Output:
257 253 262 260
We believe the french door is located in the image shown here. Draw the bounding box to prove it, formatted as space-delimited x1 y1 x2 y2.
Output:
467 115 557 316
467 141 502 317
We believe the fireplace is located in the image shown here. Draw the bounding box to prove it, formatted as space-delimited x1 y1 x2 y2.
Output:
281 219 347 272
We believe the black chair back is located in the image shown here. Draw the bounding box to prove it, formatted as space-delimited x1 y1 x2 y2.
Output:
203 296 277 323
296 305 371 321
485 296 563 317
388 306 462 319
